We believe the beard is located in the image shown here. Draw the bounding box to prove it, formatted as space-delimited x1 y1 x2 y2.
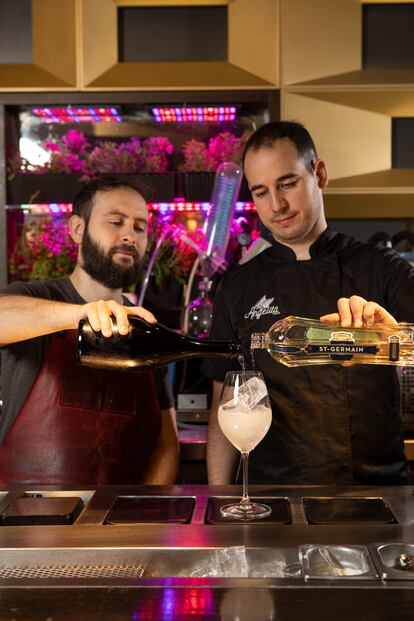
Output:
81 227 144 289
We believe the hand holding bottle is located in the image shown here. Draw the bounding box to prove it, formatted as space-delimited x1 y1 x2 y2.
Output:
251 315 414 368
82 300 156 338
320 295 397 328
78 315 242 371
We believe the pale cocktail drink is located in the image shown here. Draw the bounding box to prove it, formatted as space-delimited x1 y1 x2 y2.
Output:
218 404 272 453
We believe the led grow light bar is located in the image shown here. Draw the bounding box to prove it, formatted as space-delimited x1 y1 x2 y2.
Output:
152 106 237 123
31 107 122 123
17 201 255 215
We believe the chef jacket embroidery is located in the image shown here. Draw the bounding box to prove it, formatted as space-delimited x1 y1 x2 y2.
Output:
244 295 281 320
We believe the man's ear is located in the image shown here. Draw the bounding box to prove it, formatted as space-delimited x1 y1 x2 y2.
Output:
314 159 328 189
69 214 85 245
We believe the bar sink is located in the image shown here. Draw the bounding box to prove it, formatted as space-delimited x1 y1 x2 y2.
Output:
299 544 378 580
104 495 195 524
303 497 397 524
371 543 414 580
0 494 84 526
205 497 291 524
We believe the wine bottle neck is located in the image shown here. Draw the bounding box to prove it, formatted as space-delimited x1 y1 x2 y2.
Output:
183 334 242 358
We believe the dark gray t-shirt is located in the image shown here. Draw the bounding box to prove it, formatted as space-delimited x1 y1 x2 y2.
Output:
0 277 173 444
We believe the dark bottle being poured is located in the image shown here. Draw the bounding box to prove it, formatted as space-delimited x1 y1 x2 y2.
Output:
78 316 242 371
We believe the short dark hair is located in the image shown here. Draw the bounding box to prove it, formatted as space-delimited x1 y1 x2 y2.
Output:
72 175 147 225
243 121 318 174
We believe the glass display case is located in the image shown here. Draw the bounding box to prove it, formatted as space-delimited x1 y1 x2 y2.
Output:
4 97 270 285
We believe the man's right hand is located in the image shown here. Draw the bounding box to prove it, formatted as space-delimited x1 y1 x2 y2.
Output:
0 294 157 347
83 300 156 337
320 295 397 328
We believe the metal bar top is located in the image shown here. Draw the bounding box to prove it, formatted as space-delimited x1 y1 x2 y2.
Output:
0 485 413 620
0 483 413 548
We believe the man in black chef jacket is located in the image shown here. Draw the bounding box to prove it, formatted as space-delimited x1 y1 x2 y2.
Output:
0 175 179 486
204 121 414 486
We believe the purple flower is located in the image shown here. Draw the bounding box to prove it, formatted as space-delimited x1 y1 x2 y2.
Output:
11 131 174 177
44 141 60 152
61 130 89 152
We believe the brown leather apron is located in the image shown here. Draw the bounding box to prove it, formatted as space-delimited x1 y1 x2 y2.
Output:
0 331 162 486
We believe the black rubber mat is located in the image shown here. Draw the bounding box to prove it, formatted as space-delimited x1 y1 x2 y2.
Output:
0 495 84 526
105 496 195 524
303 497 397 524
205 496 291 524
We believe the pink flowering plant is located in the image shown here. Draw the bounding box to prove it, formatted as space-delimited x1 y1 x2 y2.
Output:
44 130 90 174
180 139 215 172
180 131 246 172
83 136 174 179
9 218 78 281
8 131 174 180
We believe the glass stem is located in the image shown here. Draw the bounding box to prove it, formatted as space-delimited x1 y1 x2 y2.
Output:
240 451 251 508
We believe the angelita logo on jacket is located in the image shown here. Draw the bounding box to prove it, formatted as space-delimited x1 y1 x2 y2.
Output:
244 295 281 320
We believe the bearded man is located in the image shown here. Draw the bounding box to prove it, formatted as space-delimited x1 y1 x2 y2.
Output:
0 176 179 486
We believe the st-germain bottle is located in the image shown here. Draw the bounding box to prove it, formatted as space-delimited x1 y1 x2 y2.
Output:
78 316 242 371
251 315 414 367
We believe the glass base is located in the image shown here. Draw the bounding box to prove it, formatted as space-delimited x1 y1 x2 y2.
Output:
220 501 272 521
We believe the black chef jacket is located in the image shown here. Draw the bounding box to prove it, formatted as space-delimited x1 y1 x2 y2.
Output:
203 228 414 485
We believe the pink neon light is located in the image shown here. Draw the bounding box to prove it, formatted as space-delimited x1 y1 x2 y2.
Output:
152 106 237 122
31 107 121 123
19 201 255 215
20 203 73 215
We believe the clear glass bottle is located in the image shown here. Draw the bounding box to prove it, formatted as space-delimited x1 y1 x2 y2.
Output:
187 277 213 339
78 316 242 371
251 315 414 367
201 161 242 278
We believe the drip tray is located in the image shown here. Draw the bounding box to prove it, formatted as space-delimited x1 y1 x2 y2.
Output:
303 497 397 525
0 495 84 526
299 545 378 580
206 497 291 525
0 547 300 583
371 543 414 580
104 496 195 524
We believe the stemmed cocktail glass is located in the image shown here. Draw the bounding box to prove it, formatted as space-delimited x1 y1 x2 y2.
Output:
218 370 272 520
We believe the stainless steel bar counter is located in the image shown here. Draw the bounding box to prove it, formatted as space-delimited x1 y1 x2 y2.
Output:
0 484 414 620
